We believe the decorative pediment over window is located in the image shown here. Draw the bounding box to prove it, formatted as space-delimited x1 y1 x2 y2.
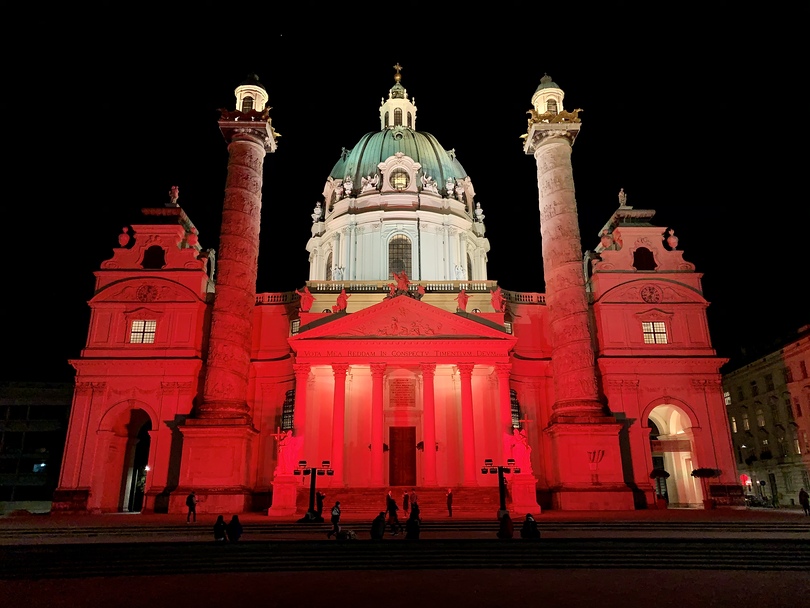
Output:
94 278 201 303
379 152 421 194
635 308 674 322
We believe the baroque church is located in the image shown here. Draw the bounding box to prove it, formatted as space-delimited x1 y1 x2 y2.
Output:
53 70 738 516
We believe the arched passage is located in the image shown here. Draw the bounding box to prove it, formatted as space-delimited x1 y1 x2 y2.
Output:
96 403 154 513
646 402 702 508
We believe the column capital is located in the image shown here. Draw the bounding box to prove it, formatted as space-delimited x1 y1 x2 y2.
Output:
293 363 311 375
523 122 580 155
495 363 512 377
420 363 437 376
370 363 387 377
456 363 475 376
332 363 350 376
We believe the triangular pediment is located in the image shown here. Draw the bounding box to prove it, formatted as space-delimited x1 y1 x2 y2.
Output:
293 295 511 341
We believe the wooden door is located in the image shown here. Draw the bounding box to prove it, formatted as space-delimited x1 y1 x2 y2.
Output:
389 426 416 486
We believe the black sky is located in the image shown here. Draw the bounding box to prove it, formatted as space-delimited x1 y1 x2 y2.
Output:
4 9 806 383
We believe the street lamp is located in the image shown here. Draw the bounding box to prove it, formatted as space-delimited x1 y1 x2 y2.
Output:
293 459 334 522
481 458 519 519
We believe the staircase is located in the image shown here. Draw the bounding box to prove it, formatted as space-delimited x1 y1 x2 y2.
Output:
293 486 505 521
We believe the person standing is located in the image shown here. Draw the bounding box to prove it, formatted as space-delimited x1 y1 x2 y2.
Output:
799 488 810 515
226 515 243 542
405 510 421 540
386 491 401 535
213 515 227 541
327 501 341 538
185 490 198 523
402 490 410 518
316 491 326 519
409 488 418 510
446 488 453 517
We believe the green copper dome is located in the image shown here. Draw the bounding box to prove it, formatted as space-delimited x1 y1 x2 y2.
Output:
534 73 560 93
329 127 468 193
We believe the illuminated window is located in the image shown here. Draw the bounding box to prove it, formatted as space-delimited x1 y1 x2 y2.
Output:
388 235 412 278
761 439 769 446
546 99 558 115
281 389 295 431
129 320 156 344
642 321 668 344
742 412 750 431
241 96 254 112
290 319 300 335
325 252 333 281
394 108 403 126
389 168 409 190
756 409 766 428
724 391 732 406
731 416 737 433
510 389 521 429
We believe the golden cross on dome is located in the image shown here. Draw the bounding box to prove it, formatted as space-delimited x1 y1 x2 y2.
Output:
393 63 403 74
393 63 403 82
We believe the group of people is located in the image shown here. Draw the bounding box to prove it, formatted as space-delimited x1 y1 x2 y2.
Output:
497 512 541 540
375 489 421 539
213 514 243 542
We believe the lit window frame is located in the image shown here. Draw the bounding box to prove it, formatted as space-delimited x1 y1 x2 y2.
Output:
642 321 668 344
129 319 157 344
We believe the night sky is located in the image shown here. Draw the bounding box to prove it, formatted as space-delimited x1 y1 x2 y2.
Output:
4 8 805 383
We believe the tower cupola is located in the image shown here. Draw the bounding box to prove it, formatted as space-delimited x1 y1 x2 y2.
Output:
531 73 564 118
235 73 269 113
379 63 418 130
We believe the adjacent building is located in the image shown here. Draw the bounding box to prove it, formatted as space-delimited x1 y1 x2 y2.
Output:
722 325 810 505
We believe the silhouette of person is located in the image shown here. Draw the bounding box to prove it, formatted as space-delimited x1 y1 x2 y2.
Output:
370 511 386 540
497 512 514 540
800 488 810 516
185 491 198 523
214 515 227 541
446 488 453 517
405 511 421 540
327 501 341 538
316 491 326 518
386 491 401 535
520 513 540 540
226 515 243 542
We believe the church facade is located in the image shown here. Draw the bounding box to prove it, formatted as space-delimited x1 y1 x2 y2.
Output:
53 71 738 515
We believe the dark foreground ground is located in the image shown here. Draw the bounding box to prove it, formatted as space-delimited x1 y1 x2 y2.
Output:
1 507 808 608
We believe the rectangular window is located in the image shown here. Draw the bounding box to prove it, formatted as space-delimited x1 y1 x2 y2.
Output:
736 386 745 402
724 391 732 406
796 398 803 418
642 321 668 344
800 361 808 380
750 381 759 397
784 366 794 384
129 320 156 344
765 374 774 392
742 413 750 431
731 416 737 433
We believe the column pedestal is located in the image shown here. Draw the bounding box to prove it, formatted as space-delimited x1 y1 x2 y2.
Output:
510 473 541 515
267 474 299 517
175 421 258 514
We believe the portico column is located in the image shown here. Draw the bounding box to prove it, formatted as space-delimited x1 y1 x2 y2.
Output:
370 363 386 486
457 363 477 485
495 363 513 433
331 364 349 484
420 363 438 486
293 363 310 461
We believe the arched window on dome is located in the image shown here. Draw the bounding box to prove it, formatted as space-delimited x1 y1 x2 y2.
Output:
325 252 333 281
388 235 412 278
546 99 558 115
632 247 657 271
407 112 412 128
394 108 403 126
385 111 389 128
241 96 254 113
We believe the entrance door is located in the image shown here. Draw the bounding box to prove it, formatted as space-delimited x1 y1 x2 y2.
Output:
389 426 416 486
